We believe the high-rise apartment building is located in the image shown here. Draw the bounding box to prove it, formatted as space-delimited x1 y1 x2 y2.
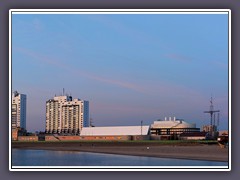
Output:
45 95 89 134
12 91 27 130
45 95 72 134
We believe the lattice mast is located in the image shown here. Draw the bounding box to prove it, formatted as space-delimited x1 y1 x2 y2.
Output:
204 96 220 126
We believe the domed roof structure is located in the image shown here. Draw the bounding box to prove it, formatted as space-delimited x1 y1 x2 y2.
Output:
151 119 196 129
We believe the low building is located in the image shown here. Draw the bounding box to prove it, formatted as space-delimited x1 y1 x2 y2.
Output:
202 125 217 132
202 125 219 139
18 136 38 141
217 130 228 148
45 135 60 141
179 132 207 140
218 130 228 136
45 135 82 141
12 128 27 141
150 117 200 140
12 129 18 141
80 126 150 141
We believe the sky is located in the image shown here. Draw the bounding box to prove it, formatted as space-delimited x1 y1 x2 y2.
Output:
11 12 229 132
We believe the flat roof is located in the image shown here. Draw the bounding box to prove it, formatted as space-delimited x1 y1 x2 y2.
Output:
151 120 196 128
80 126 150 136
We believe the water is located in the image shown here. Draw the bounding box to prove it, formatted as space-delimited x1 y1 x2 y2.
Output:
12 149 228 166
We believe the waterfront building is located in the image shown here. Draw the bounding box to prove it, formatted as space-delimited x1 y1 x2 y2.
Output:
46 95 72 134
61 99 89 134
202 125 218 139
80 126 150 141
150 117 200 140
218 130 228 136
11 128 27 141
11 104 17 129
202 124 217 133
45 95 89 134
80 126 150 136
179 132 207 140
12 91 27 130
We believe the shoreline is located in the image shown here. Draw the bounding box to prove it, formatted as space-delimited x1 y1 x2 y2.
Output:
12 141 229 162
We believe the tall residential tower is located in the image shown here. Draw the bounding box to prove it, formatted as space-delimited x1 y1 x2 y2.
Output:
45 95 89 134
12 91 27 130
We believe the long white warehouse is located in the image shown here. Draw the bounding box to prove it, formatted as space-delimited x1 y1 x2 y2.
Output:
80 126 150 136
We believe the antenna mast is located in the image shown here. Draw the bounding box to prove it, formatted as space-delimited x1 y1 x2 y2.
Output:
204 96 220 126
90 115 94 127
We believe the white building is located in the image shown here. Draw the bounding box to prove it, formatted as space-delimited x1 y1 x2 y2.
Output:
12 91 27 130
45 95 89 134
151 117 200 136
45 95 72 134
80 126 150 136
61 99 89 134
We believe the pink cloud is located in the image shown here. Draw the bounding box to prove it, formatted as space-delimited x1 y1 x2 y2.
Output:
13 47 66 68
13 47 146 94
85 74 146 93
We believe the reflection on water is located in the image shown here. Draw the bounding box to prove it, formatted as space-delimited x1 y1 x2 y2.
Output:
12 149 228 166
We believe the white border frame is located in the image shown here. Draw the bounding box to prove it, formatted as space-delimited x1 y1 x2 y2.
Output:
9 9 231 171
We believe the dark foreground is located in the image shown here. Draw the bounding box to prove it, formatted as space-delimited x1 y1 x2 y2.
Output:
12 141 229 162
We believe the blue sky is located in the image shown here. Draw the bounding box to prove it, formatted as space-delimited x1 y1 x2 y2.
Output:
11 12 229 132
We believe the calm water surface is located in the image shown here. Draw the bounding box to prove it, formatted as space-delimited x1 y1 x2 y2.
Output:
12 149 228 166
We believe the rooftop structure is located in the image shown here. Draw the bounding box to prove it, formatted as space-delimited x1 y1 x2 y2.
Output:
151 117 196 129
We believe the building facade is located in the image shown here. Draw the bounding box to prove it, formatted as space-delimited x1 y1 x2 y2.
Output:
45 95 89 134
79 126 150 141
12 91 27 130
202 125 217 133
46 96 72 134
150 117 200 139
202 125 218 139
